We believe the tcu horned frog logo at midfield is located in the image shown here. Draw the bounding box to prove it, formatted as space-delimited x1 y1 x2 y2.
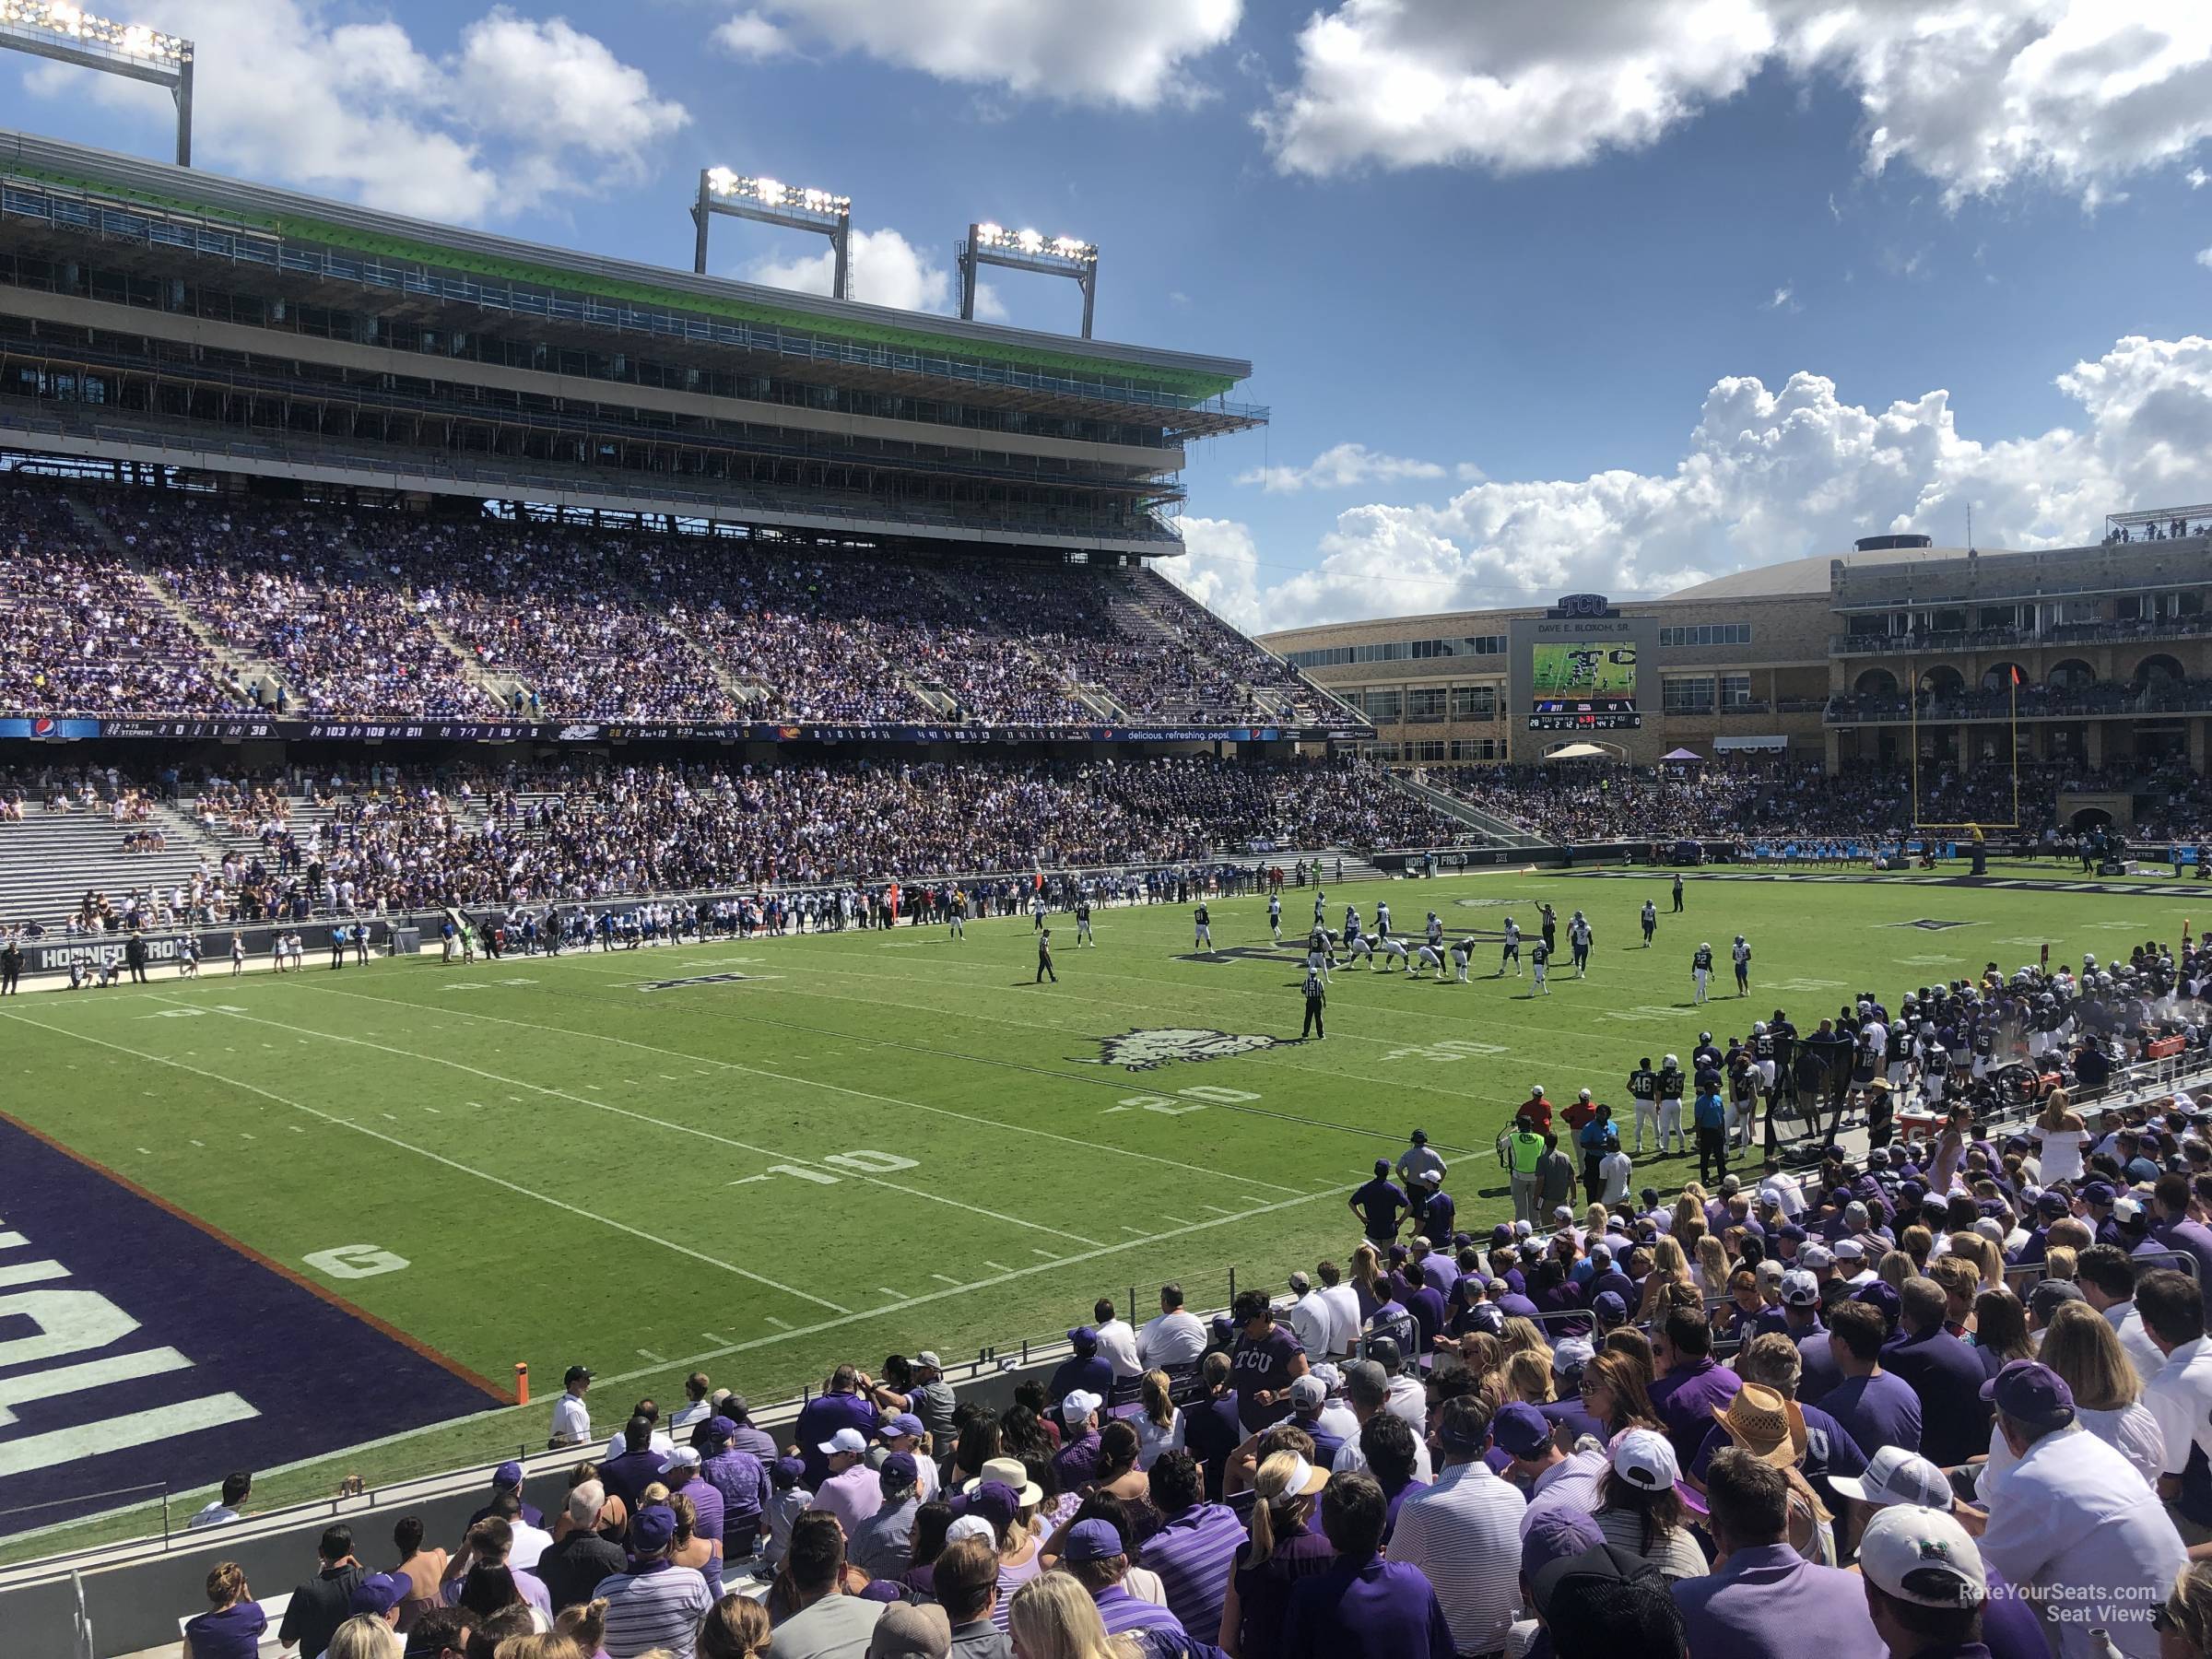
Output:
1082 1028 1284 1071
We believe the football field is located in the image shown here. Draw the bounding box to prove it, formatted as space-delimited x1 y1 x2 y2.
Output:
0 864 2199 1553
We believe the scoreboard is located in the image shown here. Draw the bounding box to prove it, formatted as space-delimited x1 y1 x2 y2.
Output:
1509 600 1659 736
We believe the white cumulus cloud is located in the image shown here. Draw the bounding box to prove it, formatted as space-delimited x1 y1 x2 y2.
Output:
1200 334 2212 633
746 225 1004 317
1163 515 1269 631
1256 0 2212 204
1236 441 1451 492
714 10 794 61
17 0 687 222
717 0 1242 108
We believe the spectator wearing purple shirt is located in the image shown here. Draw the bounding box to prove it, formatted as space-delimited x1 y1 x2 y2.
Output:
1221 1449 1336 1658
1348 1162 1410 1246
1672 1451 1884 1659
1230 1289 1309 1433
1690 1333 1866 1488
2152 1173 2212 1282
1064 1519 1186 1637
1136 1451 1242 1641
1880 1278 1992 1467
1048 1327 1115 1410
1821 1301 1924 1458
699 1419 771 1556
465 1462 546 1531
182 1562 265 1659
1051 1393 1106 1490
792 1366 879 1488
1282 1471 1454 1659
809 1428 886 1541
1647 1307 1741 1466
712 1396 780 1464
597 1417 671 1515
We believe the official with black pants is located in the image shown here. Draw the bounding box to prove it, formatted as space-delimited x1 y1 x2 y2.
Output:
1300 967 1326 1040
1035 928 1056 983
124 931 148 985
0 935 18 994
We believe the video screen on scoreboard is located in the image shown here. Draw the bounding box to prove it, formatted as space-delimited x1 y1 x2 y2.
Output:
1529 640 1639 729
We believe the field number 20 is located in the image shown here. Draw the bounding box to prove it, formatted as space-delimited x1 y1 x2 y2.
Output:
1116 1085 1259 1116
761 1149 920 1185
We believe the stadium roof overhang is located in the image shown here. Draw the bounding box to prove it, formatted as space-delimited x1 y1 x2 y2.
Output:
0 131 1265 440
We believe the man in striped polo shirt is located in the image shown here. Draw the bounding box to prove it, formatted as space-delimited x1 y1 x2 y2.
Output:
596 1504 712 1659
1136 1450 1242 1641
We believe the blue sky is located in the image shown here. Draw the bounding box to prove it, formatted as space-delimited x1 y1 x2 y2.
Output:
11 0 2212 630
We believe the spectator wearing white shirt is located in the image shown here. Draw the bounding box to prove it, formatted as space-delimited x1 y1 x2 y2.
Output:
1283 1273 1332 1360
485 1494 552 1571
1135 1284 1206 1370
1090 1298 1143 1382
2077 1246 2168 1385
1313 1260 1361 1360
549 1365 592 1450
1387 1395 1526 1657
189 1470 251 1529
1974 1359 2184 1659
1330 1360 1433 1484
604 1398 677 1465
2139 1269 2212 1547
1133 1371 1186 1471
668 1371 713 1438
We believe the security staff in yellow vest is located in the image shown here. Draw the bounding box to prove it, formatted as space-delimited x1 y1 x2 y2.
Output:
1506 1116 1546 1228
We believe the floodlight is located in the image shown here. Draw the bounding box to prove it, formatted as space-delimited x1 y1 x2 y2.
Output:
0 0 194 162
691 165 853 297
959 218 1101 336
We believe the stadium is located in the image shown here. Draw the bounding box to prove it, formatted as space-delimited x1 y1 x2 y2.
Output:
1 11 2210 1659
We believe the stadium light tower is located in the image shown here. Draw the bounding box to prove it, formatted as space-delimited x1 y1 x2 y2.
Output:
692 167 852 297
0 2 194 165
959 222 1099 337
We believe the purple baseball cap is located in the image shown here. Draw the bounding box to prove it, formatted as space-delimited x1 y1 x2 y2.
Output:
1067 1325 1099 1351
878 1413 925 1441
1981 1359 2075 1430
879 1453 919 1491
966 1480 1019 1532
492 1460 524 1488
631 1503 677 1555
1065 1519 1126 1563
1490 1402 1553 1460
349 1572 410 1617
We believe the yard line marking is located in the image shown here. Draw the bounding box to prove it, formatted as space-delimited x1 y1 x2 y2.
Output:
636 1348 665 1363
931 1273 963 1285
1121 1225 1150 1236
189 997 1105 1249
661 1074 683 1081
382 1112 399 1122
1030 1248 1058 1259
424 1106 441 1114
878 1287 904 1299
1161 1214 1194 1226
1201 1204 1240 1217
727 1174 771 1186
702 1333 733 1346
288 1124 306 1134
1240 1195 1269 1206
240 1133 255 1141
135 1147 151 1155
982 1261 1014 1274
296 981 1308 1197
764 1316 792 1330
1 1010 851 1316
188 1139 205 1147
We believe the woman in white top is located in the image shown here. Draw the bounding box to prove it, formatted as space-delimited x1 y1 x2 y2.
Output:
1591 1430 1709 1582
2040 1302 2166 1484
2030 1086 2088 1186
1133 1371 1184 1471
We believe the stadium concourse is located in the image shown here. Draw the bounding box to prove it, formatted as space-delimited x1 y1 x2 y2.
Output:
3 866 2211 1659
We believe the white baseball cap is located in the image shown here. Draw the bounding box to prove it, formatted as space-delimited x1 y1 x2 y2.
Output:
1059 1389 1102 1425
1609 1428 1678 1492
1780 1269 1821 1307
1858 1504 1986 1608
818 1428 867 1456
1829 1445 1953 1510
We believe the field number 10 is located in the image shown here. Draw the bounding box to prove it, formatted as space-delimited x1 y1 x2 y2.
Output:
761 1149 921 1185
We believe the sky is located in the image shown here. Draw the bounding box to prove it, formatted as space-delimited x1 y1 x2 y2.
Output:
9 0 2212 634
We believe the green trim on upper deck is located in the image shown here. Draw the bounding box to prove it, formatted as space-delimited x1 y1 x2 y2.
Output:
0 133 1250 406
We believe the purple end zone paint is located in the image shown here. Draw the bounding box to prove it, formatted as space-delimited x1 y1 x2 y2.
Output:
0 1115 502 1535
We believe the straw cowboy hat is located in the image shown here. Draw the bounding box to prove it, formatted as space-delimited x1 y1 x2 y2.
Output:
1712 1382 1809 1468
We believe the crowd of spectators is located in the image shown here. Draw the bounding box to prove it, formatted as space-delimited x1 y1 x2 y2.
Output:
0 477 1329 728
0 477 229 716
175 938 2212 1657
3 756 1472 930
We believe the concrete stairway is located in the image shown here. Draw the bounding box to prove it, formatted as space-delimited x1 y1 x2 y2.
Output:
1390 772 1547 847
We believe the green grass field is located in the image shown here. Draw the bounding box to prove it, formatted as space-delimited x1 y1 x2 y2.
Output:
2 864 2202 1558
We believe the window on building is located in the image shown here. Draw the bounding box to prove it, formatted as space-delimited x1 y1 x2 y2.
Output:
1449 738 1501 760
1451 685 1498 719
1719 673 1753 709
1363 689 1403 723
1404 740 1447 761
1360 742 1399 762
1663 677 1716 714
1657 623 1752 647
1406 688 1449 723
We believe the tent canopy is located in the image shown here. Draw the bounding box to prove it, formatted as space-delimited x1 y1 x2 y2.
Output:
1546 742 1611 759
1662 747 1703 760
